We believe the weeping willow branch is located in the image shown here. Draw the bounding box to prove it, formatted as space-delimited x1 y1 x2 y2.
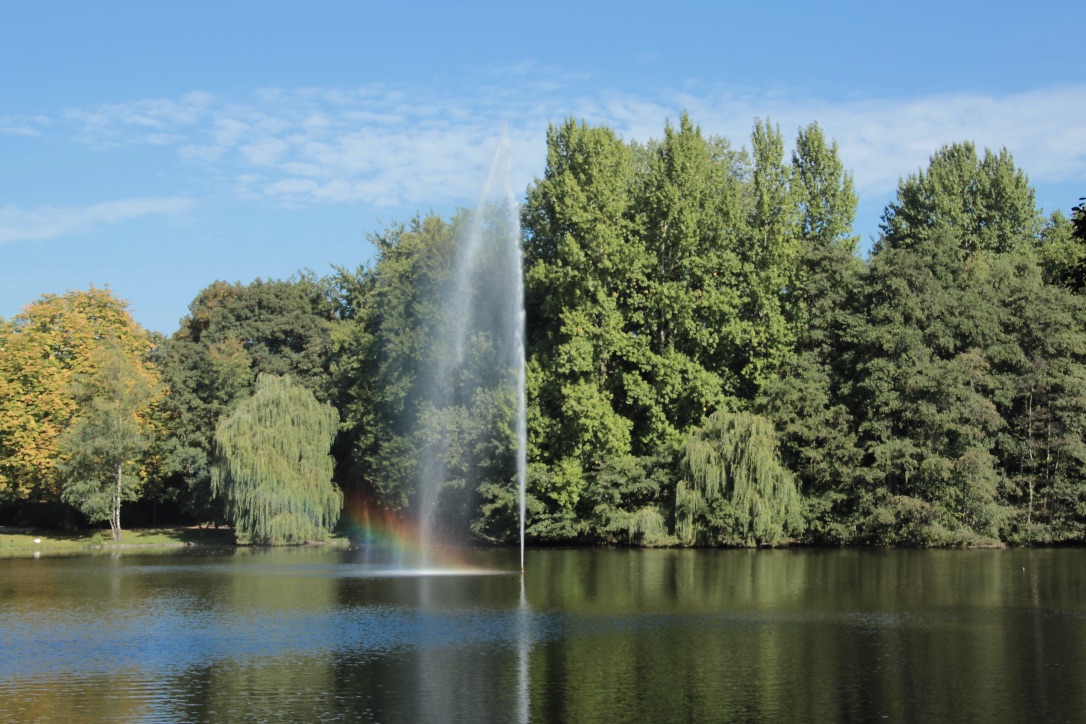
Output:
212 374 343 545
676 410 803 546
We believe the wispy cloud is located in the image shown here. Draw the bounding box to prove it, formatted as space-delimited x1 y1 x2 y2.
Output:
0 197 194 244
62 92 215 147
0 114 50 137
577 85 1086 202
37 78 1086 210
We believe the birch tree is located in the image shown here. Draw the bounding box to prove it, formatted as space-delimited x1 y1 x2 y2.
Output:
58 344 160 541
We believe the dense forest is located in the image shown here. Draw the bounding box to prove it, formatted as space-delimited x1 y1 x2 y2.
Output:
2 114 1085 547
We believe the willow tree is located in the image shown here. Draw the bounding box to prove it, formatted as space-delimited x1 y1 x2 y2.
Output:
156 274 336 526
212 374 342 544
675 410 802 546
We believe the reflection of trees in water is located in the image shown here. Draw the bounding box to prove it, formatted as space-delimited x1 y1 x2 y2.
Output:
164 557 340 720
3 671 147 721
522 549 1086 722
5 550 1086 720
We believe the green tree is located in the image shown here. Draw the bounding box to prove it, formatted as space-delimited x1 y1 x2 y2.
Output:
335 216 458 514
844 145 1086 547
334 213 526 541
522 119 639 528
987 253 1086 542
850 232 1009 545
756 123 864 542
155 275 336 523
211 374 342 545
1038 202 1086 291
789 121 861 354
522 115 855 544
755 355 861 542
633 113 745 440
879 141 1042 254
735 118 802 394
675 410 802 546
58 344 160 540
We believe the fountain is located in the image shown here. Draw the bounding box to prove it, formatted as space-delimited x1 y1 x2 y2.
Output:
415 133 527 572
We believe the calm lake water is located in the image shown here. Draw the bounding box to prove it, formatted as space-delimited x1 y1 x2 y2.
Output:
1 546 1084 722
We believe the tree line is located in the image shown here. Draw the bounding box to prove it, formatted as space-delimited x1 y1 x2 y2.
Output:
1 113 1084 547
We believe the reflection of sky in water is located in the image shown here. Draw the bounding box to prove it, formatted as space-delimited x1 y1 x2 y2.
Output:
9 595 1061 682
0 603 556 680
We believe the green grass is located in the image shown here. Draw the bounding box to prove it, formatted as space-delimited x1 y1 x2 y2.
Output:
0 525 351 557
0 526 237 555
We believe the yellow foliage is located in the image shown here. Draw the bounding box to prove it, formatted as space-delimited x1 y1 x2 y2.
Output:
0 287 160 502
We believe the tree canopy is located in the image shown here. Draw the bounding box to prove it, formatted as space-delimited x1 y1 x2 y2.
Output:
153 275 337 523
879 141 1041 254
0 287 157 505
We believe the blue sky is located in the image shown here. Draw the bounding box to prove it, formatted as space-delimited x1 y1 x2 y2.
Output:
2 1 1084 333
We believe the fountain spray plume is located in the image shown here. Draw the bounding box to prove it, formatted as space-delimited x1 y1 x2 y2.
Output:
417 131 528 572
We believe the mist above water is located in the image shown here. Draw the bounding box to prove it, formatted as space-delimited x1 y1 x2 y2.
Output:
416 134 526 569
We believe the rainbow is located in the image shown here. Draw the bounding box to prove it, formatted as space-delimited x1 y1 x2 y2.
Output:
340 494 483 572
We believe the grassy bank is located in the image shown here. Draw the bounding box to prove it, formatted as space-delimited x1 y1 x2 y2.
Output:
0 526 237 555
0 525 353 557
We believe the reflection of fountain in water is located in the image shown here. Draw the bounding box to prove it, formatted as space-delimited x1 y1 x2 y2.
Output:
516 573 531 723
411 564 537 721
348 133 532 719
416 132 527 571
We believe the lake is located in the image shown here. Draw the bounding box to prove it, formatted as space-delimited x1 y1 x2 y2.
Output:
1 546 1084 722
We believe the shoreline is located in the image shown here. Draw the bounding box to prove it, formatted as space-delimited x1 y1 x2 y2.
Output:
0 525 352 557
5 525 1078 559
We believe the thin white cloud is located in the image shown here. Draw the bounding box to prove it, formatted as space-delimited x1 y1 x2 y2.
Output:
0 123 41 138
664 85 1086 196
36 79 1086 212
0 114 50 137
0 197 194 245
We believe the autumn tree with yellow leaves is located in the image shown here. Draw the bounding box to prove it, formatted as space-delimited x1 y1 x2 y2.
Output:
0 288 160 510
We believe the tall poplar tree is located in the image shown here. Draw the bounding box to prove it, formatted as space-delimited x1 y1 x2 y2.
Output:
756 123 864 542
522 119 640 534
735 118 802 396
789 122 861 353
634 113 744 442
879 142 1041 254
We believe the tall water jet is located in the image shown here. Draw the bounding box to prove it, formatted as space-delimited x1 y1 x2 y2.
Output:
416 133 527 569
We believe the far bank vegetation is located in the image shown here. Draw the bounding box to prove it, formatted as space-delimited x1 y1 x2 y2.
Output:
2 114 1085 548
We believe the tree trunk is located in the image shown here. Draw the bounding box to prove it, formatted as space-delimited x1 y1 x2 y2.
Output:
113 462 123 542
1027 480 1034 529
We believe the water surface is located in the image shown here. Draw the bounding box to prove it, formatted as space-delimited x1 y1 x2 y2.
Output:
1 547 1083 722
